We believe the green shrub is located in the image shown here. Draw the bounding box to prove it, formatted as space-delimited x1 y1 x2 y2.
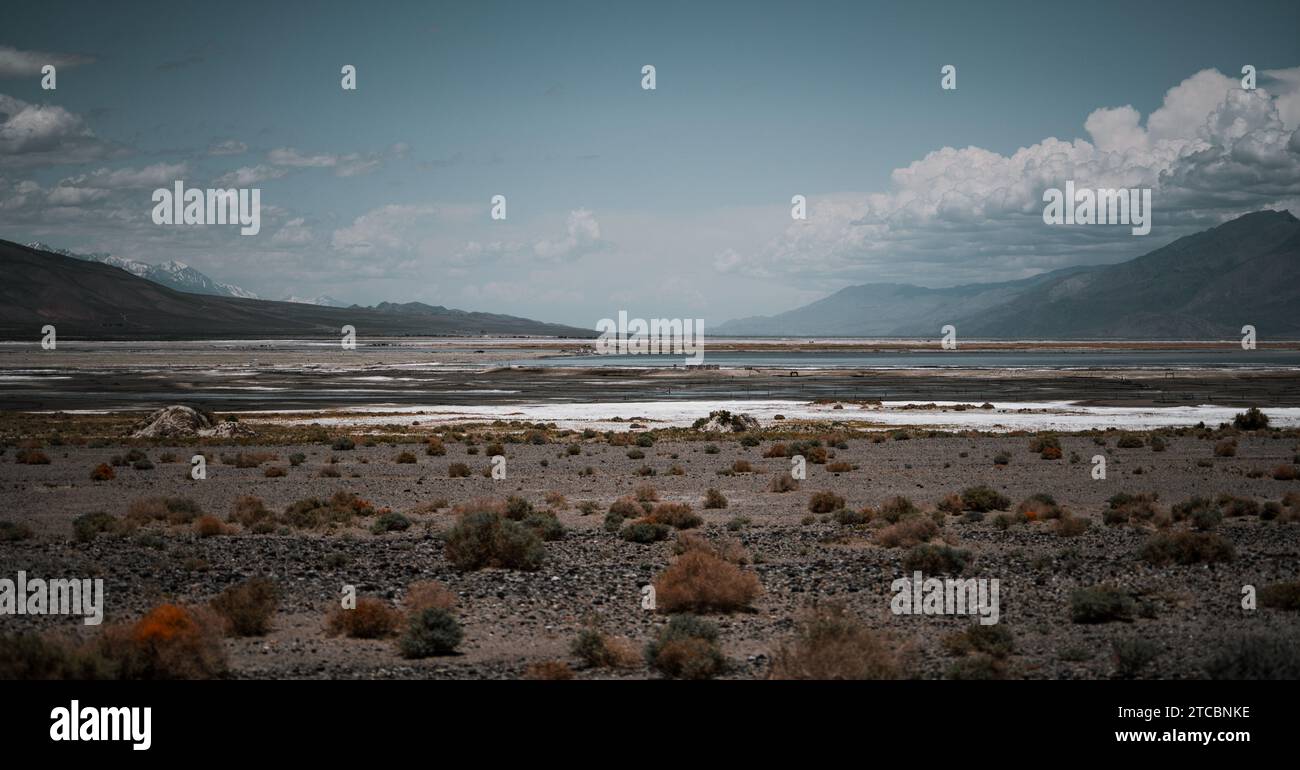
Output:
398 608 463 658
902 544 971 575
620 519 670 543
1204 634 1300 679
72 511 124 542
1070 586 1136 623
1233 407 1269 431
1113 637 1161 678
371 511 412 534
444 511 544 571
960 485 1009 512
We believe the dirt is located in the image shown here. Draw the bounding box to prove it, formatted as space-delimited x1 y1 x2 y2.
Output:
2 425 1298 680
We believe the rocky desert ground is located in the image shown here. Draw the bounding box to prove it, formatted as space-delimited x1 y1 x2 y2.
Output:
2 404 1299 680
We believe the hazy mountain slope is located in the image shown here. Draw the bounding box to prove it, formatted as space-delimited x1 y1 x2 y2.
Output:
26 242 260 299
0 240 593 339
715 210 1300 339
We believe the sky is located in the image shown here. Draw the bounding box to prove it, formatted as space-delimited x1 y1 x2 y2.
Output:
2 0 1299 327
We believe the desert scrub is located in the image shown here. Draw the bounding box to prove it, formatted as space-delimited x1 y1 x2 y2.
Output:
647 502 702 530
768 603 902 680
15 448 51 464
90 463 115 481
445 511 544 571
1103 491 1159 525
325 597 402 639
960 485 1009 512
654 550 761 612
633 484 659 502
571 628 640 669
395 451 417 464
126 496 203 525
808 491 845 514
1112 637 1161 679
875 517 939 548
424 436 446 456
210 577 278 637
193 515 232 537
1203 634 1300 679
1016 493 1063 520
1258 581 1300 610
1139 531 1234 566
620 519 671 544
1070 586 1136 623
1171 497 1222 530
1233 407 1269 430
0 521 34 542
645 615 726 680
99 603 227 680
1213 438 1237 457
1116 434 1145 449
403 580 456 613
371 511 412 534
768 473 800 492
331 436 355 451
72 511 127 542
521 511 565 541
228 495 274 529
877 496 919 523
398 608 463 658
703 488 728 509
1052 515 1090 537
901 544 971 574
943 623 1014 659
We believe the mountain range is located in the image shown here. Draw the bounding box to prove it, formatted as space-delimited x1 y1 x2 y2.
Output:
715 210 1300 338
0 240 593 339
25 243 347 307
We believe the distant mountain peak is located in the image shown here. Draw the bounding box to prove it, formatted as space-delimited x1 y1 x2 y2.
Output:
24 242 259 301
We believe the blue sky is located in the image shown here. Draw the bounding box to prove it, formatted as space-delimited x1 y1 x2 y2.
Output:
3 0 1299 325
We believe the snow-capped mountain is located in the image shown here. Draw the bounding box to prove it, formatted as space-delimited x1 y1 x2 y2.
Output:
279 295 347 307
26 242 259 300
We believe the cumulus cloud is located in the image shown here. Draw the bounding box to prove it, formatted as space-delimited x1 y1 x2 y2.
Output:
0 93 124 168
533 208 605 260
0 45 94 78
723 68 1300 287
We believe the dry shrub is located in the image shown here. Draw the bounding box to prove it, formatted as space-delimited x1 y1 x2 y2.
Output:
264 465 287 477
523 661 574 680
1214 439 1237 457
1053 515 1090 537
325 597 402 638
1140 531 1235 566
608 496 644 519
875 517 940 548
544 491 569 510
878 495 918 522
808 491 845 513
193 515 233 537
448 462 471 478
99 603 227 680
647 502 702 529
228 495 273 527
210 577 278 636
654 550 761 612
403 580 457 613
90 463 115 481
425 436 446 456
15 448 51 464
126 496 203 525
826 461 854 473
762 443 788 458
768 473 800 493
673 531 751 564
936 493 964 515
732 459 753 473
451 497 508 517
645 615 725 679
444 510 544 571
1273 464 1298 481
1017 493 1064 520
633 484 659 502
769 604 902 679
571 628 641 669
703 488 728 509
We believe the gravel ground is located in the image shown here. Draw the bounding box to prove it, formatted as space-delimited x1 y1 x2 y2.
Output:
2 429 1298 679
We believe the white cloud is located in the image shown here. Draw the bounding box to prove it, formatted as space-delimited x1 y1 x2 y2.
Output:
0 45 94 78
213 164 287 186
208 139 248 156
0 93 123 167
533 208 604 260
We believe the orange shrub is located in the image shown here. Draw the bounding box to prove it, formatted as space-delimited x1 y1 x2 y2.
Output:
325 598 402 639
654 550 761 612
99 603 226 679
